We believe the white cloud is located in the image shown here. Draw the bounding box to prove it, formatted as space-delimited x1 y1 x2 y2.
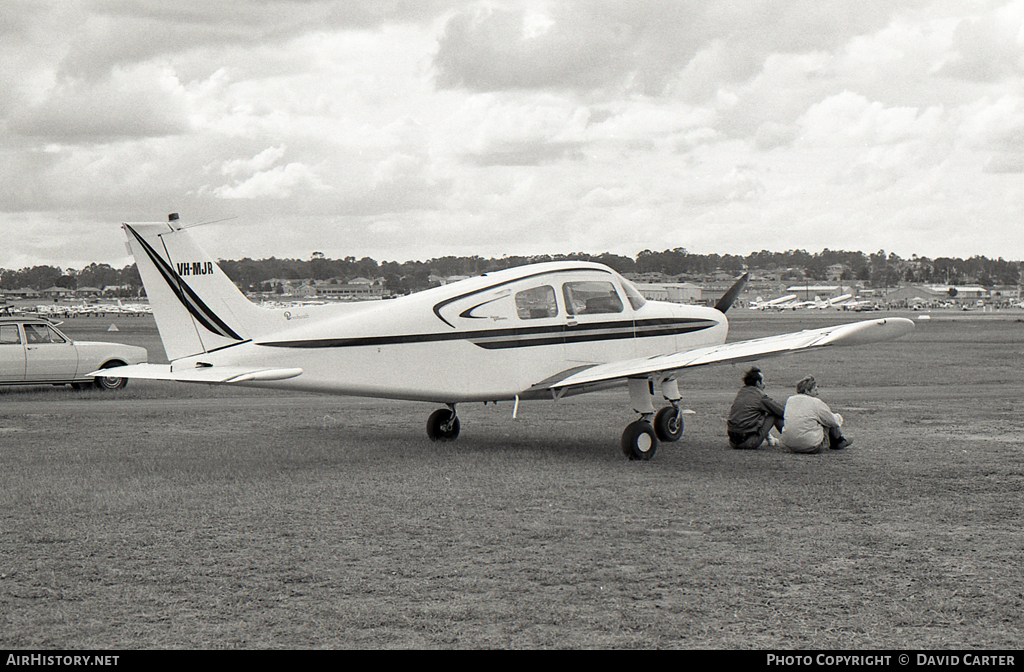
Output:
798 91 935 147
9 63 190 141
2 0 1024 268
938 1 1024 81
958 94 1024 149
213 162 329 199
219 146 289 176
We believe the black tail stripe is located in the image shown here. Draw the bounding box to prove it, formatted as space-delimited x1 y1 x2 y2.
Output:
126 225 243 341
134 227 237 339
126 225 220 334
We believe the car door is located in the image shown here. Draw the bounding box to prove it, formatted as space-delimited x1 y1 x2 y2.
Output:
23 323 78 381
0 324 26 382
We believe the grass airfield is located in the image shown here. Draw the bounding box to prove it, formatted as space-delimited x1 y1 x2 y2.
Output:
1 309 1022 649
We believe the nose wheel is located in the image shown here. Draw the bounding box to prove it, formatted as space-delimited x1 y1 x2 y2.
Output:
654 405 684 442
427 405 460 442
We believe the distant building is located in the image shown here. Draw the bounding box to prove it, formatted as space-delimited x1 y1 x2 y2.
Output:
286 277 389 300
260 278 303 295
295 282 319 298
634 282 702 304
3 288 41 299
990 285 1021 301
41 286 74 299
880 284 989 306
700 279 747 306
102 285 131 295
624 272 669 284
924 284 988 300
785 285 854 300
314 280 386 300
826 264 848 281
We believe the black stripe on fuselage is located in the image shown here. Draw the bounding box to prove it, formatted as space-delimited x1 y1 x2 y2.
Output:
257 317 719 350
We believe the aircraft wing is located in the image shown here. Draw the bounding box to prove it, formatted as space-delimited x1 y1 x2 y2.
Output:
532 317 914 393
90 363 303 384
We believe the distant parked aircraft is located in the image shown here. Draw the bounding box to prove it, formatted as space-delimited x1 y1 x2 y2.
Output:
818 293 853 309
841 299 877 311
750 294 798 310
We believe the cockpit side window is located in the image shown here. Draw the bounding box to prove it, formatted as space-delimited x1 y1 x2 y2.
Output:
515 285 558 319
562 281 624 315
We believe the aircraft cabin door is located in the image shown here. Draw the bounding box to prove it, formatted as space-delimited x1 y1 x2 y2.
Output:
561 278 635 365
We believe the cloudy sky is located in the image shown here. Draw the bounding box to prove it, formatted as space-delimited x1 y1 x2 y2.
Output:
2 0 1024 270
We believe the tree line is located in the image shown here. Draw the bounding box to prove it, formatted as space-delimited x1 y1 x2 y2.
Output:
1 263 141 296
2 249 1020 297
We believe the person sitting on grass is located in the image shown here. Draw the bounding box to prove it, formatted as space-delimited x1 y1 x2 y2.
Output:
727 366 785 450
780 375 853 453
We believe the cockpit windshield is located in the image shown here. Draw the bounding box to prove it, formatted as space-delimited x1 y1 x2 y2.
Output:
618 277 647 310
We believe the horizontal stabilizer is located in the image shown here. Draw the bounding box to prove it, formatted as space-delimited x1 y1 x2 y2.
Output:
90 363 303 384
536 317 915 391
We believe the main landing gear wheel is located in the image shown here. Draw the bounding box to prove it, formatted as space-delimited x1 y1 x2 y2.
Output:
621 420 658 461
427 407 460 442
654 406 684 442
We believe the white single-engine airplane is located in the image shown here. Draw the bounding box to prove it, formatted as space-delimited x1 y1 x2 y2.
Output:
99 215 915 460
750 294 797 310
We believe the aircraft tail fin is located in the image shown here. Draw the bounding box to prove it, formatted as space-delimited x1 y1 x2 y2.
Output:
123 215 270 361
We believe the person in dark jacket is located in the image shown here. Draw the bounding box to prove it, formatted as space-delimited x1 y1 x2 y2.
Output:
727 366 785 449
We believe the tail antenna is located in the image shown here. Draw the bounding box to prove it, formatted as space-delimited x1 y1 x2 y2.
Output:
166 213 238 231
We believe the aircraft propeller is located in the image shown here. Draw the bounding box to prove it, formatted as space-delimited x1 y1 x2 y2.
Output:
713 272 749 313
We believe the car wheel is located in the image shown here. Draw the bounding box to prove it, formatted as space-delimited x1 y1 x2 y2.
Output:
94 364 128 391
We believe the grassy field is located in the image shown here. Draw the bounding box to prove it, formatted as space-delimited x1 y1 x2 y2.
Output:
0 310 1022 649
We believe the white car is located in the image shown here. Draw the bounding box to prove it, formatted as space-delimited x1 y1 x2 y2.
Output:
0 317 148 390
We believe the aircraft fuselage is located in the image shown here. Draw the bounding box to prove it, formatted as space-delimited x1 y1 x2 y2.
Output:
171 263 728 403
